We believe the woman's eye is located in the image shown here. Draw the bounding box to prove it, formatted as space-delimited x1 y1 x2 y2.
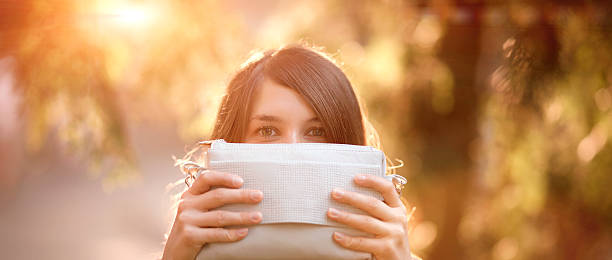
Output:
257 126 277 137
306 127 326 137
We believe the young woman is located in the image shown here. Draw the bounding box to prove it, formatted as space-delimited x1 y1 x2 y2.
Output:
162 44 415 260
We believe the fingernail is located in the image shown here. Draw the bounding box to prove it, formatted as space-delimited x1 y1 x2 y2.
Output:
237 228 248 236
328 208 340 218
333 232 344 241
332 189 344 199
233 176 243 186
250 212 262 222
250 190 263 201
356 174 367 182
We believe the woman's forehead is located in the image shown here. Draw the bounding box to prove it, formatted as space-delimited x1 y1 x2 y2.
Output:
249 79 319 124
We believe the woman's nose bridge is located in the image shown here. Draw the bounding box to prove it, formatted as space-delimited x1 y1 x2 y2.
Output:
283 128 301 143
289 129 299 143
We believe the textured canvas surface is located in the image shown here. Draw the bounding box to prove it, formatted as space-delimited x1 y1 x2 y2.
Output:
206 140 387 226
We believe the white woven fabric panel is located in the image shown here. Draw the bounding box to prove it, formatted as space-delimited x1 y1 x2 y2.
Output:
206 140 387 226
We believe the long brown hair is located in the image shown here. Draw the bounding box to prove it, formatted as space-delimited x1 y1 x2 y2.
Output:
211 44 367 145
173 44 391 184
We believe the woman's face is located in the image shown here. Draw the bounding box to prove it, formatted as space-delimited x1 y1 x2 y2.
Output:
244 78 328 144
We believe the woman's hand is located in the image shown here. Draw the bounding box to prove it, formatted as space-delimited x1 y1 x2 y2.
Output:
327 174 413 260
162 171 264 260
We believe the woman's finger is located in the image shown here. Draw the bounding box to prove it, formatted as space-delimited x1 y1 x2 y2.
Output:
181 210 262 228
186 170 244 196
327 208 391 235
354 174 402 208
187 188 263 211
331 188 395 221
332 232 385 255
183 225 249 245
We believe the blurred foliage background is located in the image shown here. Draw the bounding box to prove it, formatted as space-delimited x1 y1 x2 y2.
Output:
1 0 611 259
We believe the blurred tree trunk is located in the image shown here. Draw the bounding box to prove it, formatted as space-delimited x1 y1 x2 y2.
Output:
418 1 483 259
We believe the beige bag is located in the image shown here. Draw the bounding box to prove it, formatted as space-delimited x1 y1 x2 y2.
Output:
186 140 399 260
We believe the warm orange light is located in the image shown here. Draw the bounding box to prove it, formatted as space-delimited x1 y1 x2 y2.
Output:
95 1 157 29
109 7 153 27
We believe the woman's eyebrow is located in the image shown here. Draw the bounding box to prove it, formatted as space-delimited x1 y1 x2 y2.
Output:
250 114 283 122
306 117 321 123
250 114 321 123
